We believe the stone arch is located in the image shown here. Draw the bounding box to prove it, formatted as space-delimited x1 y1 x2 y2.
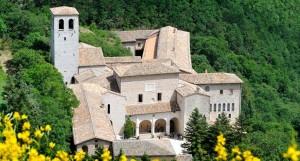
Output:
155 119 166 133
139 120 151 134
82 145 88 153
170 117 179 134
59 19 64 30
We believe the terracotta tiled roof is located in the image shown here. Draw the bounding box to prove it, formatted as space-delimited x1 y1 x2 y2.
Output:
126 102 178 115
113 139 176 157
113 62 179 77
113 30 157 42
179 73 243 85
86 69 120 93
79 43 105 67
71 83 115 145
176 80 209 97
73 70 96 83
156 26 193 73
50 6 79 15
104 56 141 64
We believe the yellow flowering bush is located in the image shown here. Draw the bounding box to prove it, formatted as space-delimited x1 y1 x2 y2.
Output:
0 112 86 161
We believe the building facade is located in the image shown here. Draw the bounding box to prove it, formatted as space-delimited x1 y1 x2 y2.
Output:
50 6 243 158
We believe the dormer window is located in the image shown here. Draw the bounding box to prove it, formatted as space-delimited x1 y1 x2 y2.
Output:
69 19 74 29
59 19 64 30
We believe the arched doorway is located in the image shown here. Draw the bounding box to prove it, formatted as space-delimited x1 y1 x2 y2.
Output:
139 120 151 134
170 118 179 134
155 119 166 133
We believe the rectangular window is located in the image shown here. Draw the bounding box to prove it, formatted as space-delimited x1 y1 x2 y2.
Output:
138 94 143 102
145 83 156 92
214 104 216 112
157 93 162 101
220 90 223 94
107 104 110 114
232 103 235 111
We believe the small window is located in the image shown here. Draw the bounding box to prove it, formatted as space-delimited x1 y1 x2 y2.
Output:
205 86 210 92
107 104 110 114
69 19 74 29
157 93 162 101
218 104 221 112
59 19 64 30
220 90 223 94
214 104 216 112
210 104 212 112
227 103 230 111
228 114 231 118
64 37 66 41
223 103 226 111
232 103 235 111
138 94 143 102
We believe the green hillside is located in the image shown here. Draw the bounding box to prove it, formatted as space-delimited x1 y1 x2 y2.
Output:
0 0 299 159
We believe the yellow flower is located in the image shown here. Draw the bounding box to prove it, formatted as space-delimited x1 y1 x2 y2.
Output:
21 114 28 120
34 129 44 139
56 150 69 161
217 133 226 145
13 112 21 121
45 124 52 132
22 121 31 131
101 148 112 161
120 153 127 161
18 131 31 143
214 133 227 161
232 146 241 155
283 144 300 161
49 142 56 149
130 159 137 161
151 159 159 161
74 150 86 161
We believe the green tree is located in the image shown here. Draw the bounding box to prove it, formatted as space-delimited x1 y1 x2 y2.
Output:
141 153 150 161
182 108 209 160
123 117 135 139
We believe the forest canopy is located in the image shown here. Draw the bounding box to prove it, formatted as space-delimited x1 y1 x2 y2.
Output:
0 0 299 160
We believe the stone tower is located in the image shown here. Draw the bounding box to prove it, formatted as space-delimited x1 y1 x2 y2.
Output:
50 6 79 84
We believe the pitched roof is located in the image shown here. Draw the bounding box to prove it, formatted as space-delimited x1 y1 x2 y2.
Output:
104 56 141 64
179 73 243 85
113 139 176 157
176 81 209 97
71 83 115 145
126 102 178 115
73 70 96 83
156 26 193 73
86 69 120 93
113 30 157 42
79 43 105 67
113 62 179 77
50 6 79 15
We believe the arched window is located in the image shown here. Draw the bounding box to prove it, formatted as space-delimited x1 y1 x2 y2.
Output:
82 145 88 153
69 19 74 29
213 104 216 112
227 103 230 111
218 104 221 112
232 103 235 111
228 114 231 118
59 19 64 30
223 103 226 111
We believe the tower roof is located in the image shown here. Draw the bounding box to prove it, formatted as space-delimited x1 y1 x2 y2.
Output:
50 6 79 15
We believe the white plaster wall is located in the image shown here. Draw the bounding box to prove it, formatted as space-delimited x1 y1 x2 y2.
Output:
102 92 126 137
120 74 179 105
182 94 210 132
77 139 111 155
199 84 242 123
78 66 106 76
51 15 79 84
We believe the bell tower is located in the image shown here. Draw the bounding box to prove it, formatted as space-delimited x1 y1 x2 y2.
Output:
50 6 79 84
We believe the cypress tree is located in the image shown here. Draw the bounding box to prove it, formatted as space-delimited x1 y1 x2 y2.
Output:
123 117 135 139
182 108 209 160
